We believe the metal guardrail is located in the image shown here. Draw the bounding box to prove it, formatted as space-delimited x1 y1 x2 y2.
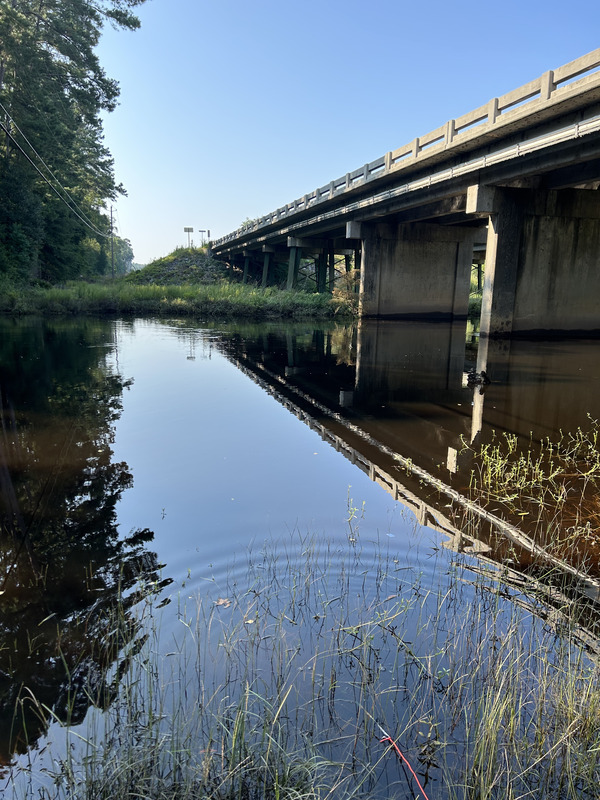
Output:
214 49 600 249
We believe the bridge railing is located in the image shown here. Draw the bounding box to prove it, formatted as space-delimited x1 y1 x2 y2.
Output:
216 49 600 248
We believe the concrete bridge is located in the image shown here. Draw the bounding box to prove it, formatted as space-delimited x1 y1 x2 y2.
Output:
212 50 600 336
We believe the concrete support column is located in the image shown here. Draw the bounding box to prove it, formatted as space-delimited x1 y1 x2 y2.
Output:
512 188 600 333
328 241 335 291
473 185 600 337
242 255 251 284
316 251 327 293
261 252 272 288
475 188 524 342
358 222 475 318
286 246 302 290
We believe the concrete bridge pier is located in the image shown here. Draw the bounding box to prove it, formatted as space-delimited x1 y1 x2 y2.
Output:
287 242 302 290
470 185 600 340
285 237 345 292
316 250 327 293
357 221 476 319
242 251 251 284
261 249 273 287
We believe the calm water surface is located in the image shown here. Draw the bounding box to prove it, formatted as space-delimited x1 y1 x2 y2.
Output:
1 316 600 797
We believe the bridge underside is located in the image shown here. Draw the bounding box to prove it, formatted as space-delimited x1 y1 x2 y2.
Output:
215 99 600 336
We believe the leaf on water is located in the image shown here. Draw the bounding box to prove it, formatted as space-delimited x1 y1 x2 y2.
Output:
215 597 231 608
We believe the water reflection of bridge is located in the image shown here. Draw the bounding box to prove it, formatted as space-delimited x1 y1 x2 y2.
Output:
218 320 600 612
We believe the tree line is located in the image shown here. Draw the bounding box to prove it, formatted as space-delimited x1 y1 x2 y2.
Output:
0 0 147 283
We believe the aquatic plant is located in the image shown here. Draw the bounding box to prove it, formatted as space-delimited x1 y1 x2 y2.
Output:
464 417 600 567
5 518 600 799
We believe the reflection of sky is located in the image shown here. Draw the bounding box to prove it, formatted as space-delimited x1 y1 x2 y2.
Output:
110 321 436 597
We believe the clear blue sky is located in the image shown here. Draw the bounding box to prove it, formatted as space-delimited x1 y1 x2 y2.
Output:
97 0 600 264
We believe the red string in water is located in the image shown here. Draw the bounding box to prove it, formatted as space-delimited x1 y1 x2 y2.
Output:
380 736 433 800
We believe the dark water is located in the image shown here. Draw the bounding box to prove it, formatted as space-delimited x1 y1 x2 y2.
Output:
1 316 600 796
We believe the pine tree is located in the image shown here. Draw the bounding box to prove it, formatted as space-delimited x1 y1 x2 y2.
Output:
0 0 147 282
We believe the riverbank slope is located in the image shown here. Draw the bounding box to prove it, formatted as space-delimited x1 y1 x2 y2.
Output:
0 248 357 319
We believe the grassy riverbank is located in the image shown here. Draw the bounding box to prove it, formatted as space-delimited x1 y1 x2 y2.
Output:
0 280 353 319
0 249 358 319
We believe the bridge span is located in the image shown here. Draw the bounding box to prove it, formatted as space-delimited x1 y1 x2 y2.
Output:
212 50 600 335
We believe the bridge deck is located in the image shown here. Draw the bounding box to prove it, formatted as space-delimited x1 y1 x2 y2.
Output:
213 49 600 254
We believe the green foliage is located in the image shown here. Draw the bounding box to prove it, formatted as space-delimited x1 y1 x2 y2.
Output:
469 262 483 320
2 280 354 319
0 0 148 283
464 419 600 563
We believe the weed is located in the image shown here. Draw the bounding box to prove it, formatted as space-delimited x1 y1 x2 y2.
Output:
5 520 600 799
463 419 600 568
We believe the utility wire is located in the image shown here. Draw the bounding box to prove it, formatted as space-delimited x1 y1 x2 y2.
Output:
0 105 113 238
0 99 108 236
0 121 112 238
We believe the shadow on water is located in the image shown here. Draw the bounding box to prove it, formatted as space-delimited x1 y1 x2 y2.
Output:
0 318 168 768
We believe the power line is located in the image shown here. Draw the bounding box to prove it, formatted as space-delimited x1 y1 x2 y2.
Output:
1 121 113 239
0 107 112 239
0 121 112 238
0 99 107 236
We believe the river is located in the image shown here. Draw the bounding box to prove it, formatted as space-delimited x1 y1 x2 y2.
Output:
1 316 600 799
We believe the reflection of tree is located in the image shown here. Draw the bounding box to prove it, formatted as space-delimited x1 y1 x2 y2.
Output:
0 319 166 767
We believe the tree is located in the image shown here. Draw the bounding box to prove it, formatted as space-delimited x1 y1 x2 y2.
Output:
0 0 148 282
114 236 135 274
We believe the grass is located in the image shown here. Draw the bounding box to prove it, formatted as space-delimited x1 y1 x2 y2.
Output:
0 247 357 319
124 247 228 286
6 507 600 799
0 280 354 319
463 417 600 568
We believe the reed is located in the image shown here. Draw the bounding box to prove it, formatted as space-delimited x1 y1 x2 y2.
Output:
463 418 600 565
0 281 355 319
5 516 600 799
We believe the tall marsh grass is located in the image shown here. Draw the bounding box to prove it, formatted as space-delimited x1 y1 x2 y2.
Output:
5 521 600 799
0 281 354 319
